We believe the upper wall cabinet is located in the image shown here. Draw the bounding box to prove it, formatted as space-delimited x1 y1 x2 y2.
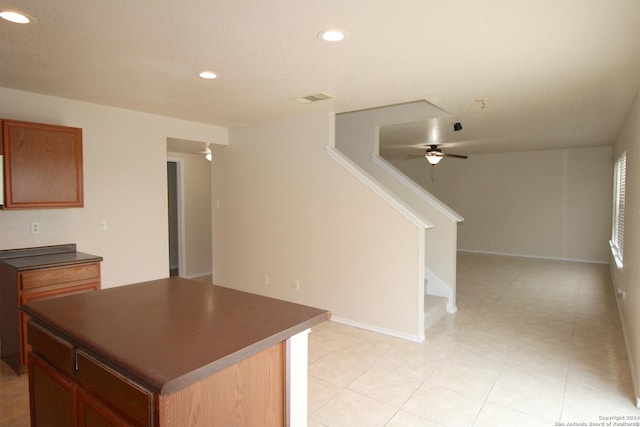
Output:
1 119 84 209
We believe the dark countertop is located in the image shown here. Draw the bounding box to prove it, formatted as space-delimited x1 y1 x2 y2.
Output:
21 277 330 395
0 244 102 271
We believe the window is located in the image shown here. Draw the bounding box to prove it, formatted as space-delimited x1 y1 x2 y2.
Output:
611 151 626 268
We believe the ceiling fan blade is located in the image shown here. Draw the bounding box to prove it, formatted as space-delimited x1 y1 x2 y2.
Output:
443 153 468 159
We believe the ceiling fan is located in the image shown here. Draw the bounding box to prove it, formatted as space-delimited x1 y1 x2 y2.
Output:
409 144 468 165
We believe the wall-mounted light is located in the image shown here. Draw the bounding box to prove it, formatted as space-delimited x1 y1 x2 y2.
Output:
205 147 212 162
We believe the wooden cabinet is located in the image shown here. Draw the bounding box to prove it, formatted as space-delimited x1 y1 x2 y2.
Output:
27 317 285 427
28 334 135 427
0 244 102 374
28 322 138 427
1 119 83 209
22 278 330 427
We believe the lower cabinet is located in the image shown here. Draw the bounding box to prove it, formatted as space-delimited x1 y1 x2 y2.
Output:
27 321 148 427
29 353 134 427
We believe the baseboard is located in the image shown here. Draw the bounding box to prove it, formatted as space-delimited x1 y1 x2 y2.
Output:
330 316 424 343
185 272 213 281
610 267 640 408
457 249 609 265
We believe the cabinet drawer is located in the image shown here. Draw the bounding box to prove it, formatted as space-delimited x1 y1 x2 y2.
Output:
27 321 75 377
76 351 153 427
20 263 100 290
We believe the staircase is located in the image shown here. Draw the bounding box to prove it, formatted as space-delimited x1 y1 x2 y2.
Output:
424 294 448 331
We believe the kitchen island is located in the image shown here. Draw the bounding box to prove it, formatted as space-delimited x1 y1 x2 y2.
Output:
21 277 330 426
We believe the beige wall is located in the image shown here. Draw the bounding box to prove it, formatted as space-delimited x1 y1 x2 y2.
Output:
167 152 213 278
392 146 613 263
611 87 640 405
212 112 426 340
0 87 227 287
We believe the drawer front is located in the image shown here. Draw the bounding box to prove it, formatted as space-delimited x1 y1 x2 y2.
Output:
27 321 76 377
76 351 153 427
20 263 100 290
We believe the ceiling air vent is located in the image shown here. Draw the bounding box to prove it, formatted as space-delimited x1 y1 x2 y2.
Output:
293 93 334 104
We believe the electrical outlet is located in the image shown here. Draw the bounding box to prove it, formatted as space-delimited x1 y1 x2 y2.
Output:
293 280 300 291
99 219 108 230
264 275 269 285
30 222 40 234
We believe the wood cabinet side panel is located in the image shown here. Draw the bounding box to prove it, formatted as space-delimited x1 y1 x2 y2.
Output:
159 342 286 427
0 263 20 374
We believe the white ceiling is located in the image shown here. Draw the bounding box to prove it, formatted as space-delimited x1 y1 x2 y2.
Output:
1 1 639 157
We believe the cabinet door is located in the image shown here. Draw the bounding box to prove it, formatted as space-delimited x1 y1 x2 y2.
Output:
28 352 76 427
77 389 134 427
2 119 83 208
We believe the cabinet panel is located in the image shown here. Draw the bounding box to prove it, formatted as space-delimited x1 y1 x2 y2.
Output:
76 351 153 427
28 352 76 427
159 341 285 427
77 389 134 427
2 119 83 209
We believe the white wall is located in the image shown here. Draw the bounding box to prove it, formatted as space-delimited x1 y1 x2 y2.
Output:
0 88 227 287
392 146 613 263
610 87 640 405
212 112 426 340
167 152 213 279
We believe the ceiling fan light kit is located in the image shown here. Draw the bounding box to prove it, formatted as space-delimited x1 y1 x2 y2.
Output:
426 152 443 165
409 144 469 165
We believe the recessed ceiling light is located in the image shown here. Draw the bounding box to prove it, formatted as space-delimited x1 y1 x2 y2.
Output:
0 10 32 24
199 71 217 79
319 29 347 42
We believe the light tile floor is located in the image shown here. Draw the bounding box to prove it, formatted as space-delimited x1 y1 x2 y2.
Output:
1 253 637 426
0 359 29 427
307 252 639 426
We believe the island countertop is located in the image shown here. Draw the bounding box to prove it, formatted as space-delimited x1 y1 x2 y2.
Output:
21 277 330 396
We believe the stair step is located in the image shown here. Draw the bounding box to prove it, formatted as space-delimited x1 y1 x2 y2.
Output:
424 294 448 331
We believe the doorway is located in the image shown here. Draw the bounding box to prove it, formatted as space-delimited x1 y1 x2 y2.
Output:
167 159 184 277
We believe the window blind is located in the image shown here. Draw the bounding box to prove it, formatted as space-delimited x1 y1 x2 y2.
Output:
612 152 626 267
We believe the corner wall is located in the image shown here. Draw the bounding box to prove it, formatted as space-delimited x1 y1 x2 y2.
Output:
610 87 640 406
211 112 426 340
0 87 227 287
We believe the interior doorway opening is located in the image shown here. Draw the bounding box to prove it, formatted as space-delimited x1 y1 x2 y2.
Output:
167 159 183 277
